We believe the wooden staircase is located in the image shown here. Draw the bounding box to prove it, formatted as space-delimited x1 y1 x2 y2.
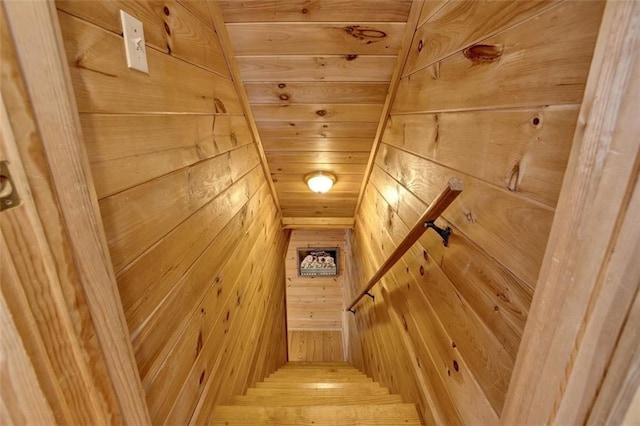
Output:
211 362 423 425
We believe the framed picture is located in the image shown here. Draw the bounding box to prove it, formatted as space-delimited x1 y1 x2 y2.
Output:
297 247 339 277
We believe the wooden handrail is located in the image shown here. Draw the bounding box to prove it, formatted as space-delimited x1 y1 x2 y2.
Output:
346 178 464 312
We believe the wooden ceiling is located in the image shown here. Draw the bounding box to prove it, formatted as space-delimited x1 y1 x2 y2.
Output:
217 0 414 226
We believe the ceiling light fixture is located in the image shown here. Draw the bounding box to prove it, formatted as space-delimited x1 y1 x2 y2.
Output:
305 171 336 193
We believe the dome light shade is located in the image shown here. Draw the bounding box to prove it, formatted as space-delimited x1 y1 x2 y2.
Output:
305 171 336 193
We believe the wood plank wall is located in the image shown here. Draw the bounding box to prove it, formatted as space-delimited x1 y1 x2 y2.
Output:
288 331 345 363
54 1 289 423
344 1 605 424
285 230 346 362
286 229 346 331
502 1 640 422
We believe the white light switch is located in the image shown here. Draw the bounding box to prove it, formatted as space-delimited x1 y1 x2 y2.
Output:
120 10 149 74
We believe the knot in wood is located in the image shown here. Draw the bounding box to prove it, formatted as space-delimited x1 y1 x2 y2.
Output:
214 98 226 113
463 44 504 64
343 25 387 41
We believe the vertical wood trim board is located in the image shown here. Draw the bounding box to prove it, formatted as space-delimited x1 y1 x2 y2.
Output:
0 264 56 425
502 0 640 423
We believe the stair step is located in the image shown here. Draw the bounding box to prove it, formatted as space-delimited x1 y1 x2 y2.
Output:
269 370 368 379
264 375 372 383
285 362 351 367
210 404 422 425
278 365 362 372
280 367 361 373
277 365 362 371
281 366 356 371
233 393 403 406
277 369 364 376
245 387 392 399
255 381 382 390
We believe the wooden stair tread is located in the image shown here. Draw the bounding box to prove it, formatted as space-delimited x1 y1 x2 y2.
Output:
270 373 367 379
275 367 364 373
285 362 351 367
273 367 366 376
264 374 373 383
233 394 403 406
280 364 363 372
210 404 423 425
245 387 392 398
267 376 372 382
281 365 356 369
279 368 363 373
275 367 364 372
255 381 383 390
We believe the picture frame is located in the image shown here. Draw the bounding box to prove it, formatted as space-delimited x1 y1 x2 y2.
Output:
296 247 339 277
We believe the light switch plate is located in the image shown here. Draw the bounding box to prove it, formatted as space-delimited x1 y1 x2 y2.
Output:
120 10 149 74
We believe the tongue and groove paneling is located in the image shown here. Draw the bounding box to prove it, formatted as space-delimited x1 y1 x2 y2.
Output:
56 1 288 423
288 331 345 362
218 0 413 22
219 1 412 222
345 1 604 424
285 229 346 331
